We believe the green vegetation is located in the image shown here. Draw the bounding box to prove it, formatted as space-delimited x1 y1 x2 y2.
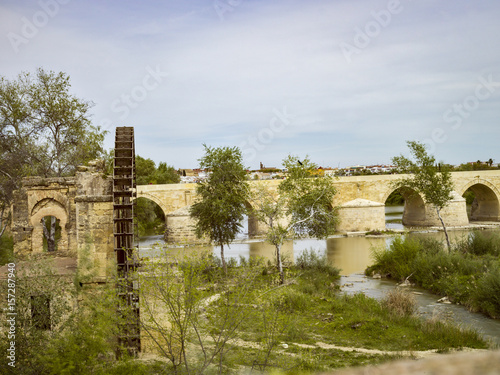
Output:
385 190 404 206
392 141 454 249
190 145 250 274
136 198 165 236
0 233 13 265
1 248 489 374
0 68 106 248
368 231 500 318
136 249 487 374
452 160 499 171
250 156 339 284
136 155 180 185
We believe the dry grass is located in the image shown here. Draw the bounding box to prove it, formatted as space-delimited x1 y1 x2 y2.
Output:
382 288 417 317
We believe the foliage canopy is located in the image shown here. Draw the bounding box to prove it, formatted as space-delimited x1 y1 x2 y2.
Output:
0 68 106 242
392 140 454 248
189 145 249 272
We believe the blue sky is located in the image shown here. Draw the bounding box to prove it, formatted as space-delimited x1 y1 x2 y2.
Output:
1 0 500 169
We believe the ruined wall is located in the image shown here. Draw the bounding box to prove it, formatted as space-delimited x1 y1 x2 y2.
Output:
74 167 114 281
11 165 115 282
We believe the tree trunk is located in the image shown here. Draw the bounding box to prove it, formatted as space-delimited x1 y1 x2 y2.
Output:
41 216 57 252
220 244 227 275
436 208 451 251
0 205 6 239
275 244 284 284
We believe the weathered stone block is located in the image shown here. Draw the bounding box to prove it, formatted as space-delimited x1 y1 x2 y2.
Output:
337 199 385 232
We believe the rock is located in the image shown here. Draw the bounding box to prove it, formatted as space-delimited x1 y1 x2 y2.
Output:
397 280 412 287
281 343 288 349
372 273 382 279
437 296 451 304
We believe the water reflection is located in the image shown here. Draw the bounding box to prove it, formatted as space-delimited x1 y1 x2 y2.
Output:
385 205 404 229
138 235 388 276
327 236 386 275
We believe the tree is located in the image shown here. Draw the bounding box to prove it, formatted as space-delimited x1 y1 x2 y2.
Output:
189 145 249 274
392 141 454 250
0 68 105 249
139 254 263 373
136 156 180 185
250 155 339 284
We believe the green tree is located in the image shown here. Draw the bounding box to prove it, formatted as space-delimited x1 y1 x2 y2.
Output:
250 155 339 284
154 162 180 184
136 156 179 185
189 145 249 274
392 141 454 250
0 68 106 250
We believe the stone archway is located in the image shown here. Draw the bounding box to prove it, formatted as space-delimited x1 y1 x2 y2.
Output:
382 187 427 227
459 180 500 221
30 198 69 253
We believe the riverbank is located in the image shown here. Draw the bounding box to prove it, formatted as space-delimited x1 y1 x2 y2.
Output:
136 251 490 374
366 231 500 319
342 221 500 238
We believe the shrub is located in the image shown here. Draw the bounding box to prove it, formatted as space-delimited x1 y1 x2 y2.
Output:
474 265 500 318
272 289 310 313
456 230 500 256
296 248 340 277
372 236 421 281
382 288 417 317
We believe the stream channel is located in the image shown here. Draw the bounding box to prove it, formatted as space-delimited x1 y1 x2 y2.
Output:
137 206 500 346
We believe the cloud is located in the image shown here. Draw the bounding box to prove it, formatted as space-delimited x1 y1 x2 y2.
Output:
1 0 500 169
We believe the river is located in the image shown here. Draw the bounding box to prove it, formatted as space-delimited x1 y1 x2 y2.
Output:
137 205 500 346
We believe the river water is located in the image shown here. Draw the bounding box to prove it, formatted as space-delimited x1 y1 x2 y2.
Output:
137 206 500 346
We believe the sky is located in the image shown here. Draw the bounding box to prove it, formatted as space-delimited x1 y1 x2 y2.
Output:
1 0 500 170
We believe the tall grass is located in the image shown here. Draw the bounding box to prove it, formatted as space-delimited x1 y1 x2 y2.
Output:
368 231 500 318
455 230 500 256
0 234 14 266
296 248 340 276
382 288 417 317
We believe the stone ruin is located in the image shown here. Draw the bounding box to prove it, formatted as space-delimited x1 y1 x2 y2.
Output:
11 160 114 281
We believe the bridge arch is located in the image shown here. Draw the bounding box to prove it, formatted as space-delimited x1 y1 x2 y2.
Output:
458 179 500 221
382 187 426 227
135 191 169 217
30 198 69 253
135 196 167 237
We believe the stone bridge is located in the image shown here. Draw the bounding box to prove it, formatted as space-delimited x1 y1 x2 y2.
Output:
11 169 500 255
137 170 500 241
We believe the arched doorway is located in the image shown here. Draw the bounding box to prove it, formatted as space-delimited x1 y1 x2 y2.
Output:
30 198 68 253
461 183 500 222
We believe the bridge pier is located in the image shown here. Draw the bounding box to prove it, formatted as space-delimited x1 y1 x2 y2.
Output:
336 199 386 232
402 191 469 228
165 206 204 243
